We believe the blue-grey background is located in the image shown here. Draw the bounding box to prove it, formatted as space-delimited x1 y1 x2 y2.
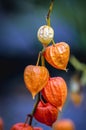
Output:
0 0 86 129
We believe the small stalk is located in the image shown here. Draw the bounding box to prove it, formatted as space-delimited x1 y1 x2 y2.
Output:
52 39 56 46
41 55 45 66
41 47 46 66
36 48 45 66
24 114 32 126
36 51 41 66
24 0 55 127
46 0 54 26
29 93 40 125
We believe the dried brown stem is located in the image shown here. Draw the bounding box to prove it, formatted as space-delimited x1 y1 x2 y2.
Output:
46 0 54 26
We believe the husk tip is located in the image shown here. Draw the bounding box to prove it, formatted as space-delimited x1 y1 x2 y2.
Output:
32 95 35 100
58 106 62 112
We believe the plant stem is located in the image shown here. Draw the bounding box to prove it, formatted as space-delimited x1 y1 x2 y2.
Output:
29 93 40 125
41 55 45 66
52 39 56 46
24 93 40 126
46 0 54 26
41 47 46 66
24 114 32 126
36 51 41 66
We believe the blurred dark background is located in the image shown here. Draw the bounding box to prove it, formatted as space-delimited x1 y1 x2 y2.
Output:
0 0 86 130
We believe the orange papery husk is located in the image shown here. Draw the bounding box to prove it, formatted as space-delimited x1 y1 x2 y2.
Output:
34 101 58 126
42 77 67 111
43 42 70 71
24 65 49 99
10 122 33 130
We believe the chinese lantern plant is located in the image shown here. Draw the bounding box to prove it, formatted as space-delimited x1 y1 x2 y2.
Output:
10 0 70 129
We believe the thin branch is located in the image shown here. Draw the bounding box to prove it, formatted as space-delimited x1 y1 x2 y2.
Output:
36 51 41 66
29 93 40 125
46 0 54 26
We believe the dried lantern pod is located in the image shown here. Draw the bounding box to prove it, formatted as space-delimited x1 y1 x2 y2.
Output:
43 42 70 70
52 119 75 130
10 123 33 130
34 100 58 126
24 65 49 99
42 77 67 111
37 25 54 46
